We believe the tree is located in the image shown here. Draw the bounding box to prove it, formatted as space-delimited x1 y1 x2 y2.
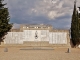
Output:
0 0 12 43
71 0 80 47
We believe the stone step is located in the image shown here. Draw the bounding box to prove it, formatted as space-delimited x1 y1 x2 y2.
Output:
23 41 50 46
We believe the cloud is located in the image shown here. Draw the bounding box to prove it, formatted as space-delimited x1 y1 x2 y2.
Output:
4 0 80 29
12 23 20 29
27 0 73 19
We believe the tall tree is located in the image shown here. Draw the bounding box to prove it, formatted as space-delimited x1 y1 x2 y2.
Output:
71 0 80 47
0 0 12 43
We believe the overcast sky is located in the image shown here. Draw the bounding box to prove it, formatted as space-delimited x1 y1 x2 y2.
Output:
4 0 80 29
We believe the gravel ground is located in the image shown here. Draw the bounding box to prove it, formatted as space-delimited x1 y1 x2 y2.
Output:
0 46 80 60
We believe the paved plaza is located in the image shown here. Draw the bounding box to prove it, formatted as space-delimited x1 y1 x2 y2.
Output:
0 46 80 60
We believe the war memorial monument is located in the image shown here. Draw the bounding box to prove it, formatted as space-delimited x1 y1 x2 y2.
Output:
0 24 70 48
1 0 80 48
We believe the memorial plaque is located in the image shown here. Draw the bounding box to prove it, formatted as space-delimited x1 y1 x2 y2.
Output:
4 32 24 44
49 32 53 44
49 32 67 44
4 30 68 45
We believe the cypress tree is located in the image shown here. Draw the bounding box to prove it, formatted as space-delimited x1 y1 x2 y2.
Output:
71 0 80 47
78 11 80 45
71 0 77 46
0 0 12 43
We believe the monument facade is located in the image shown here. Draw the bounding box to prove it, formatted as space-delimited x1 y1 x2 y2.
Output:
3 24 70 47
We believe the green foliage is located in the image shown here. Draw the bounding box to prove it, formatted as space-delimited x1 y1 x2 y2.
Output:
0 0 12 42
71 0 80 47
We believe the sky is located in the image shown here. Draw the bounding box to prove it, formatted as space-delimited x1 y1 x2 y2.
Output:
4 0 80 29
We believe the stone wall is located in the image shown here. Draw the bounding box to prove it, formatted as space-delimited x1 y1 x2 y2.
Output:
2 29 71 48
4 32 24 44
49 32 67 44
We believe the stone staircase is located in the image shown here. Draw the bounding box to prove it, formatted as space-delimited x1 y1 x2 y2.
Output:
23 41 51 47
1 41 71 48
